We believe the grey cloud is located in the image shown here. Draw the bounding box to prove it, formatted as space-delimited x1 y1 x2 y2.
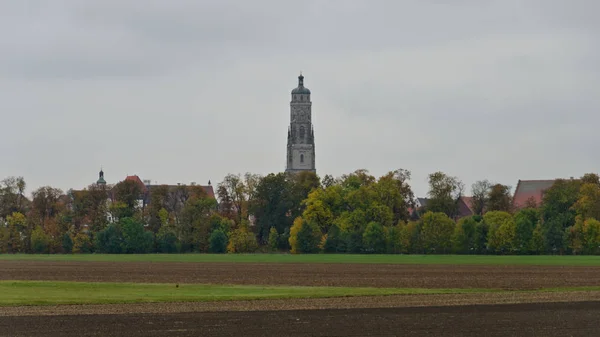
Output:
0 0 598 197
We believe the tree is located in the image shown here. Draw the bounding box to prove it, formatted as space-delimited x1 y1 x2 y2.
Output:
72 232 93 253
362 222 386 253
420 211 455 254
573 182 600 221
94 224 124 254
249 173 293 243
513 208 539 254
426 172 464 219
323 224 344 253
372 169 415 224
492 218 516 254
541 179 580 229
61 232 73 253
30 226 50 254
530 223 545 254
473 220 489 254
156 226 178 253
209 229 228 253
385 224 404 254
113 180 143 220
583 218 600 255
268 227 279 252
217 173 255 225
471 180 492 216
0 176 27 219
6 212 26 253
30 186 63 229
452 216 478 254
121 218 154 254
483 211 513 253
487 184 512 212
581 173 600 186
227 226 258 253
289 217 320 254
543 215 568 254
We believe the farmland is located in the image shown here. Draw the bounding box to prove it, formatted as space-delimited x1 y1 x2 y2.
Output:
2 255 600 336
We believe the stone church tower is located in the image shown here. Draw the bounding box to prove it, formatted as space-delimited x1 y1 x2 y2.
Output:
286 73 316 173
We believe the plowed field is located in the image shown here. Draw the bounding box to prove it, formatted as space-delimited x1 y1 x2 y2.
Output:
2 302 599 337
2 260 600 289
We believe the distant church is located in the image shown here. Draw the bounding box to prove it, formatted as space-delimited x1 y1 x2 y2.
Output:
286 73 316 173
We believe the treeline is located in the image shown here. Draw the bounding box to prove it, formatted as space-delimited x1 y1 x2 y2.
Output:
1 170 600 255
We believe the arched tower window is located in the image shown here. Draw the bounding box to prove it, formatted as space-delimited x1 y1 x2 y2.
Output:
300 154 304 163
300 126 305 140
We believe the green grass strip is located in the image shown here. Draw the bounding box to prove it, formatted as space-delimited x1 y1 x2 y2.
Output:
0 281 497 307
1 254 600 266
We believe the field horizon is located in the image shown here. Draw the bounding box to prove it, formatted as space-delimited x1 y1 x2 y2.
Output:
1 253 599 266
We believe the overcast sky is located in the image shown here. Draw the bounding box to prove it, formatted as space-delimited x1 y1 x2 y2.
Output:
1 0 598 197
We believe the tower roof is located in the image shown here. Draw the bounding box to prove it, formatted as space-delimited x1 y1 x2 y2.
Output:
291 73 311 95
97 168 106 185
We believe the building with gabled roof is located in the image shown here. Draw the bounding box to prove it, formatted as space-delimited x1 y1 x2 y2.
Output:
512 179 556 210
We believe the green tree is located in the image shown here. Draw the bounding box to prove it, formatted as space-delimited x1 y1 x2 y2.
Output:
473 220 489 254
513 208 539 254
30 226 50 254
566 217 585 254
573 182 600 221
323 224 343 253
385 224 404 254
289 217 321 254
61 232 73 253
0 176 27 219
483 211 513 253
209 229 228 253
530 223 545 254
420 211 455 253
94 224 124 254
362 222 386 253
227 226 258 253
583 218 600 255
6 212 26 253
249 173 294 243
72 232 93 253
121 218 154 253
156 226 178 253
543 215 569 254
113 180 143 220
541 179 581 236
471 180 492 216
493 218 516 254
452 216 478 254
267 227 279 252
487 184 512 212
426 172 464 219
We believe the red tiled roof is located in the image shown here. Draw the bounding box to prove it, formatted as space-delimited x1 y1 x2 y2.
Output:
202 185 215 199
460 196 474 213
456 196 475 219
512 180 556 209
125 175 147 193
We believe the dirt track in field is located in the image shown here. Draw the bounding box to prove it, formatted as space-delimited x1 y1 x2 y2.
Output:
2 260 600 289
3 302 600 337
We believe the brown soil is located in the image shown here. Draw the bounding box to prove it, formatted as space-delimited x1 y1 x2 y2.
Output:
2 291 600 317
2 301 599 337
2 260 600 289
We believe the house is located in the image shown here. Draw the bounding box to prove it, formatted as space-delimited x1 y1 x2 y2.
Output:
512 180 556 210
411 196 475 220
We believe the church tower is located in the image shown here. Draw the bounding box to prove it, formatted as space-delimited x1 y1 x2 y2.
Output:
286 73 316 173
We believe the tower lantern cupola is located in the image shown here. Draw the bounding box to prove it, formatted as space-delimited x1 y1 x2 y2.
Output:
97 168 106 186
